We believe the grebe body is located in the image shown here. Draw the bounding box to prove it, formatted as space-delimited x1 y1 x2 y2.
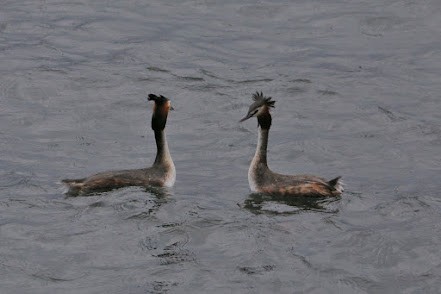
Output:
62 94 175 196
241 92 343 197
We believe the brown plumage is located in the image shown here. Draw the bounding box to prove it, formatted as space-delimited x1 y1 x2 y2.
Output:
240 91 343 197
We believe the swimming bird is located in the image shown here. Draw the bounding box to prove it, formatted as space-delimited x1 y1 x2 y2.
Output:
240 92 343 197
62 94 175 196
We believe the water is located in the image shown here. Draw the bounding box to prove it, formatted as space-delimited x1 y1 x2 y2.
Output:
1 0 441 293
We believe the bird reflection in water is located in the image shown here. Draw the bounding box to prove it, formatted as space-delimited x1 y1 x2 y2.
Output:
242 193 340 215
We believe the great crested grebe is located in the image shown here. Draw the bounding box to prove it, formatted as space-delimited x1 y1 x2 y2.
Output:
240 92 343 197
62 94 176 196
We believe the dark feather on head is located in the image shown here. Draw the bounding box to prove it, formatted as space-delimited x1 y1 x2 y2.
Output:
252 91 275 108
148 94 171 131
148 94 168 105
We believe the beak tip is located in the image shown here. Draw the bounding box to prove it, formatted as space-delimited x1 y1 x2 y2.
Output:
240 114 252 123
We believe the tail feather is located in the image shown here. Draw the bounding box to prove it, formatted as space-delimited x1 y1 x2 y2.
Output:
328 176 344 194
61 178 85 196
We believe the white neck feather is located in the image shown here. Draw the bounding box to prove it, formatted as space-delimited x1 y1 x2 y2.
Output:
154 130 175 187
248 128 269 192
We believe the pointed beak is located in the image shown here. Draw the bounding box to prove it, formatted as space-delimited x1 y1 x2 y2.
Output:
170 106 175 111
239 113 253 122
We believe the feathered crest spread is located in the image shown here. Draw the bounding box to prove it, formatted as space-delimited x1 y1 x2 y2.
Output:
252 91 275 108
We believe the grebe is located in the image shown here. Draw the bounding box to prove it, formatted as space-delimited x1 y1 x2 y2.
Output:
62 94 176 196
240 92 343 197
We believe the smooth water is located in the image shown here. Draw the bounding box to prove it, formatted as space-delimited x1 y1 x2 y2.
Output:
1 0 441 293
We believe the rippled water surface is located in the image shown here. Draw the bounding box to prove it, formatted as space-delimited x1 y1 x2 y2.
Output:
1 0 441 293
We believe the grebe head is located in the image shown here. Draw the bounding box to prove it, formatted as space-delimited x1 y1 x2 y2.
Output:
240 91 275 128
148 94 173 131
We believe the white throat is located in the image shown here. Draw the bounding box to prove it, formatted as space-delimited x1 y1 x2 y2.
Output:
248 127 269 192
154 130 176 187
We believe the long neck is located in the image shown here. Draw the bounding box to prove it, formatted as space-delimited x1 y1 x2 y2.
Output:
252 110 271 166
248 124 270 191
252 127 269 167
153 129 173 166
248 111 271 191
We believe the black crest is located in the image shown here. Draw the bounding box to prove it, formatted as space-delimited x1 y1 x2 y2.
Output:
252 91 275 108
148 94 170 131
148 94 168 105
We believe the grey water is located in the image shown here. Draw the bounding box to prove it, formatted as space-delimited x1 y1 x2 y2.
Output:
1 0 441 293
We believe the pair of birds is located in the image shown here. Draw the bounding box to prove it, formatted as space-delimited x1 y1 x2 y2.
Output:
63 92 343 197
